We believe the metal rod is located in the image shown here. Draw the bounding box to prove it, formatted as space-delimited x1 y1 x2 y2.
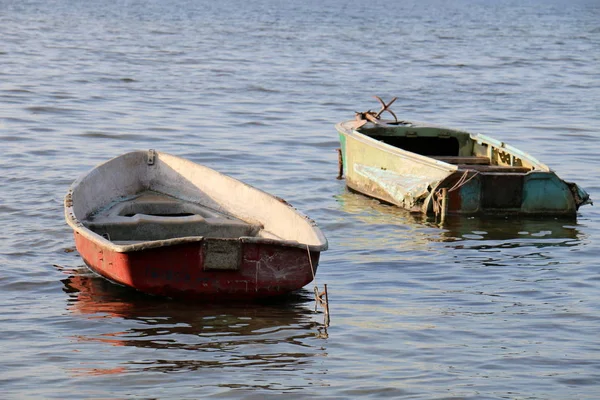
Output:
323 284 330 326
440 188 448 223
336 148 343 180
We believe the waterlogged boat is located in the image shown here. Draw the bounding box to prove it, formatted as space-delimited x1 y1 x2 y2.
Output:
64 150 328 300
335 97 591 217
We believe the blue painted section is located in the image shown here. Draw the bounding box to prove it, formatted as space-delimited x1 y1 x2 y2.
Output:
522 172 573 212
573 183 593 206
458 178 482 213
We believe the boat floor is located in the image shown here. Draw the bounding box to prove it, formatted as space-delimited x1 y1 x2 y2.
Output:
83 191 266 243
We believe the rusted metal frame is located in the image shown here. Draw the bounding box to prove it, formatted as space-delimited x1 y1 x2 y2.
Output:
353 96 399 128
308 244 330 327
373 95 398 121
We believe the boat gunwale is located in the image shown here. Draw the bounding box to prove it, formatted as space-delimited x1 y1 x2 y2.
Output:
335 121 459 173
336 119 551 172
65 150 328 254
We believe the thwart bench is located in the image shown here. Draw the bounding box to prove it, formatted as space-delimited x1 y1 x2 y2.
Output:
432 156 531 173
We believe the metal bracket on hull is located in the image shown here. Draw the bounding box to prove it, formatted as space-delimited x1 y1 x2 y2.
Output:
203 238 242 271
147 149 156 165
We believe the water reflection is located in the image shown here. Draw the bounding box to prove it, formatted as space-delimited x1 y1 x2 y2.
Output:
333 190 590 323
439 215 582 249
335 188 584 250
61 268 328 374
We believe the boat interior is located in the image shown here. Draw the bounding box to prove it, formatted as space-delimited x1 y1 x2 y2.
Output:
359 124 539 173
83 191 268 244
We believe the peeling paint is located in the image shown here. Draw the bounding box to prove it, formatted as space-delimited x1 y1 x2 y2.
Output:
354 164 437 209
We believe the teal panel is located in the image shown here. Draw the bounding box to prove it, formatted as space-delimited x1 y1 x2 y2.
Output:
522 172 573 213
458 177 481 213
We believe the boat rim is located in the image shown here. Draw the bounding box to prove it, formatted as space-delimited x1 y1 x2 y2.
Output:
65 150 328 253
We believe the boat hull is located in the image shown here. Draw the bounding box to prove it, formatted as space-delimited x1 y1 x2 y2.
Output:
74 232 320 300
337 120 590 217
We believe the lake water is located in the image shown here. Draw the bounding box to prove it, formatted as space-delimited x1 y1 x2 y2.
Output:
2 0 600 398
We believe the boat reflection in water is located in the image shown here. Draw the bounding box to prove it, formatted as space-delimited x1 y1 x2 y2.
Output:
335 188 584 251
61 268 329 378
333 188 587 328
438 215 581 247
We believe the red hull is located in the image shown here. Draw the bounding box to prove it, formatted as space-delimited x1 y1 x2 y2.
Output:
74 232 320 300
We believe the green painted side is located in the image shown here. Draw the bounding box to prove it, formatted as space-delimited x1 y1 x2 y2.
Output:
522 172 574 213
339 129 454 209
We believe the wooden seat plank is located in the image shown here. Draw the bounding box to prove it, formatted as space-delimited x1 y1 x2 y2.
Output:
432 156 491 165
457 164 530 173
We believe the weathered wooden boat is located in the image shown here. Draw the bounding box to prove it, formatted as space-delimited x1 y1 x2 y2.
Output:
335 97 591 217
65 150 328 300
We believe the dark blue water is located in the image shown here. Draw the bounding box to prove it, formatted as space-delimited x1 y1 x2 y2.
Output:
2 0 599 398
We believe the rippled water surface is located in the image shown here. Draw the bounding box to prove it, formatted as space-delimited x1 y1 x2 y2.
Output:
2 0 600 398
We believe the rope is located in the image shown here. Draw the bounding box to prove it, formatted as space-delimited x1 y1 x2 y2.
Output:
433 191 443 216
255 261 259 292
433 170 480 216
448 170 479 193
306 244 316 281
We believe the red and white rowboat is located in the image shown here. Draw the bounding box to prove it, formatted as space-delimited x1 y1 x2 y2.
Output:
64 150 328 300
